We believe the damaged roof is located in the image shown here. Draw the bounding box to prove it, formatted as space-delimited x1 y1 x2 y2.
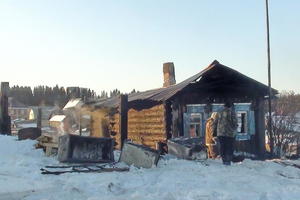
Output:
85 60 277 109
49 115 66 122
63 98 83 110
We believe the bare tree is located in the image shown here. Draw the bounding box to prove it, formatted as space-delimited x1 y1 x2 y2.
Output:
267 91 300 157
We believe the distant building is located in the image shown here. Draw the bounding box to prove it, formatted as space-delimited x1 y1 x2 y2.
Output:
66 87 89 99
66 87 81 98
8 97 30 120
62 98 91 135
49 114 70 135
28 105 61 127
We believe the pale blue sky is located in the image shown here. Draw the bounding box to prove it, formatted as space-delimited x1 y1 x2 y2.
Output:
0 0 299 94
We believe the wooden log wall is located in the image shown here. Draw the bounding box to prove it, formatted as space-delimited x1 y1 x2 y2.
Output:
110 104 166 150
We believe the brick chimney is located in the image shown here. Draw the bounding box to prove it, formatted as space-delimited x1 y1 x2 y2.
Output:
163 62 176 87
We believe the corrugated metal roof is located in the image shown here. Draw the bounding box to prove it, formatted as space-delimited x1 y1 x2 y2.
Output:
85 60 277 109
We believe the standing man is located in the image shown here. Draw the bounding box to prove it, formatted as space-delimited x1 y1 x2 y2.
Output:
214 101 237 165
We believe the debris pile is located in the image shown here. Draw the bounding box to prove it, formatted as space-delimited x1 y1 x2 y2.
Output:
119 141 160 168
167 137 207 160
35 132 59 156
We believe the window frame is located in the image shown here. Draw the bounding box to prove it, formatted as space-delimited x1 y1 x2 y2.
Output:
236 111 248 135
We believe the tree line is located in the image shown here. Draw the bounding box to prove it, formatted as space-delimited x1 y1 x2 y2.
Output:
98 89 138 99
8 85 138 108
8 85 94 107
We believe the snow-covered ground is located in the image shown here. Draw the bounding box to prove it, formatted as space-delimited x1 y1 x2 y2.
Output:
1 135 300 200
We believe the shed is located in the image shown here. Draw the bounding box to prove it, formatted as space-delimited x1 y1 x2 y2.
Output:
85 60 277 158
49 114 70 134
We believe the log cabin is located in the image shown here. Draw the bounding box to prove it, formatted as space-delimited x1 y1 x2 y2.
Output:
84 60 277 158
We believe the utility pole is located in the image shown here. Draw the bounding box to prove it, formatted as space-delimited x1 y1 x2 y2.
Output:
265 0 273 155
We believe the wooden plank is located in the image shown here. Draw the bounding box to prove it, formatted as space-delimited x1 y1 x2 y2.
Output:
128 125 165 130
129 118 164 122
40 142 59 148
128 129 165 134
128 120 165 125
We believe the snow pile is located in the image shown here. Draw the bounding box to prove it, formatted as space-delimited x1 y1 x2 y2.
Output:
1 135 300 200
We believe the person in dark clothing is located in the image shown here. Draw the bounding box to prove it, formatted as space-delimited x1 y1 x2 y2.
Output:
214 101 237 165
218 136 234 164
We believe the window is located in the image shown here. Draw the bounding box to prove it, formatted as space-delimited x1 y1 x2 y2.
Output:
188 114 202 137
237 111 248 134
183 105 205 138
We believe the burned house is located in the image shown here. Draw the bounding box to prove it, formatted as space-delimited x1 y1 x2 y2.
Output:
84 60 277 158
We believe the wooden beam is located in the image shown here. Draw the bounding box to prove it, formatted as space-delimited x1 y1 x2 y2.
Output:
171 100 179 138
178 97 185 137
255 97 266 159
119 94 128 148
0 82 11 135
37 107 42 129
164 101 172 139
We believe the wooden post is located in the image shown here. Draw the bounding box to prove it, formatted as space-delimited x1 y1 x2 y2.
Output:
119 94 128 148
164 101 172 139
255 97 266 159
178 98 185 137
0 82 11 135
37 107 42 129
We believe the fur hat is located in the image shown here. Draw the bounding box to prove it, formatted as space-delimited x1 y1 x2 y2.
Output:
210 112 218 119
